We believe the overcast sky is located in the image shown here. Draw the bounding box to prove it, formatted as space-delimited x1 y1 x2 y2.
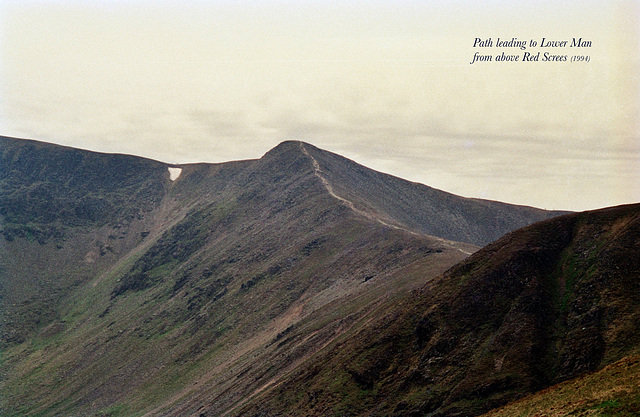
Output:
1 0 638 211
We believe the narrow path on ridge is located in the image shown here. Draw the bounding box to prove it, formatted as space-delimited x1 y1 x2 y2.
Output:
299 143 476 256
299 142 416 234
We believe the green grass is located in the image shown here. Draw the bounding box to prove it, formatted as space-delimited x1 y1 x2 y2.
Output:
594 398 622 411
483 353 640 417
93 404 140 417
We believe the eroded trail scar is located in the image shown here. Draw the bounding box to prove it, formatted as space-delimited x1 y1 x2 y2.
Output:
298 143 475 256
299 143 417 235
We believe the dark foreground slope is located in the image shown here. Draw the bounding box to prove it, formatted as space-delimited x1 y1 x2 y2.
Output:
483 352 640 417
0 137 565 416
237 203 640 417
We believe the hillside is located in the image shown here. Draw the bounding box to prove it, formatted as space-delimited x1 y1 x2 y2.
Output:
0 136 567 416
483 352 640 417
301 143 567 246
236 203 640 417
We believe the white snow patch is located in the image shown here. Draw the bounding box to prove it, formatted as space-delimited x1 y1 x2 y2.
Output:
168 167 182 181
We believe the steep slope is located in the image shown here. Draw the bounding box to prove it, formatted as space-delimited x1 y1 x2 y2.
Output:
300 141 568 246
0 138 464 416
0 136 168 239
237 203 640 417
0 136 174 347
482 352 640 417
0 136 566 416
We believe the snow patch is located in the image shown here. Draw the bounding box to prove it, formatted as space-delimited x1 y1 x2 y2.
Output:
168 167 182 181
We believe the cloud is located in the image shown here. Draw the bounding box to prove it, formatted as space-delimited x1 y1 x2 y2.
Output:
0 1 637 211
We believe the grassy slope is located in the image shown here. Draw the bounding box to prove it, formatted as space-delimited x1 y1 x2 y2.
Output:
0 138 576 417
0 139 472 416
0 136 173 349
236 203 640 417
483 352 640 417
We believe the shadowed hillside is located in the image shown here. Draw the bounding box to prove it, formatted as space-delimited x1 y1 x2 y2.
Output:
0 136 168 240
0 136 569 416
483 353 640 417
236 203 640 417
0 137 173 347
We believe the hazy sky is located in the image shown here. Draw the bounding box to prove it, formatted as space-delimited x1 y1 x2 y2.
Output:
1 0 638 211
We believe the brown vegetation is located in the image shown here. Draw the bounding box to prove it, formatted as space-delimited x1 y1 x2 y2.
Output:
4 136 621 417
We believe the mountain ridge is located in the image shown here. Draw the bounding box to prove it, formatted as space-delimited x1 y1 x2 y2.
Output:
1 135 567 246
283 140 569 246
0 135 579 416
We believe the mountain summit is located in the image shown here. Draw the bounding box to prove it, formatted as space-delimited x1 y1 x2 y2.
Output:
1 136 570 416
277 140 567 246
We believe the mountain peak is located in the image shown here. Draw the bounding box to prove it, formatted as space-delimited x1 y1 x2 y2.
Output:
257 140 569 246
1 135 600 417
260 140 314 159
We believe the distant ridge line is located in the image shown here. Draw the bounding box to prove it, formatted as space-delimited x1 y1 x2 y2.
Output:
299 142 476 256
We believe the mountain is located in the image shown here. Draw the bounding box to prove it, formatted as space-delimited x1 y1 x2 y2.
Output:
295 142 567 247
0 135 566 416
236 203 640 417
